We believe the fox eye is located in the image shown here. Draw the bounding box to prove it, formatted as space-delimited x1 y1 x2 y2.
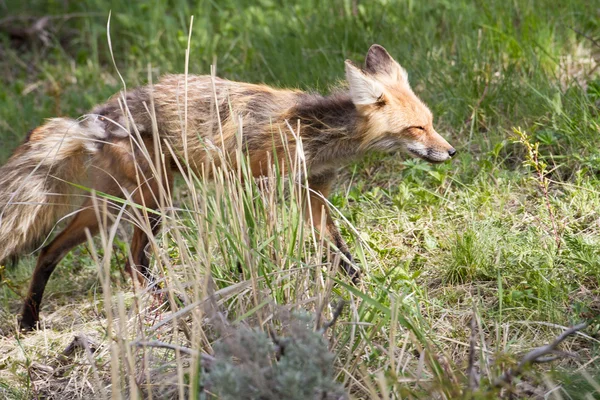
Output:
413 126 425 131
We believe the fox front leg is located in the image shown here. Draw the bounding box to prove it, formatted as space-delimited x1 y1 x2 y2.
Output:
306 175 360 284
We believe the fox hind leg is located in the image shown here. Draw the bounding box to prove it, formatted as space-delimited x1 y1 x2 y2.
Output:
19 203 99 331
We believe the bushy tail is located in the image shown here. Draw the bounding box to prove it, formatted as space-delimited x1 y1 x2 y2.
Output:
0 118 99 265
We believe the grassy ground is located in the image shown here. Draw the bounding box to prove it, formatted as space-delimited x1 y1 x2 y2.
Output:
1 0 599 398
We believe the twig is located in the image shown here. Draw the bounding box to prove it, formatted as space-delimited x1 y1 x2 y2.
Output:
351 0 359 17
133 340 197 355
62 333 99 357
132 340 215 368
270 328 291 360
568 26 600 50
532 353 577 363
566 26 600 79
493 322 587 389
467 311 480 392
60 334 105 398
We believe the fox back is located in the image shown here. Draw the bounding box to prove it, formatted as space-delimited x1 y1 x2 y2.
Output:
86 46 454 183
0 44 455 330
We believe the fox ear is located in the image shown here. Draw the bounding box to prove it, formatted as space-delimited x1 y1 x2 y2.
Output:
364 44 408 82
345 60 385 105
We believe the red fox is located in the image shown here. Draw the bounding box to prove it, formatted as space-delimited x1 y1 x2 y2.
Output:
0 44 455 330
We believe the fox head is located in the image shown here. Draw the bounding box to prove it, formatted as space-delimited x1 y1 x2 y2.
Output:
346 44 455 163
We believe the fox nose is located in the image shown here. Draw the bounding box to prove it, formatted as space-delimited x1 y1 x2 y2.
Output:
448 148 457 158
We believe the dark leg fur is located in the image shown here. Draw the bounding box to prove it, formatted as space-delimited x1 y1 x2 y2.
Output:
333 232 361 285
125 214 162 288
306 177 360 284
19 205 99 331
123 169 173 291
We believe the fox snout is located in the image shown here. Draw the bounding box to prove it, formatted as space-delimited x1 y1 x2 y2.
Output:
405 131 456 163
406 144 456 163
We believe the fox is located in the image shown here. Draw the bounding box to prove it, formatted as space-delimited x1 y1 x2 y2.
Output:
0 44 455 331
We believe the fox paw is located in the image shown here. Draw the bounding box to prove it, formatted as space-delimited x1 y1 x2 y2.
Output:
18 314 39 333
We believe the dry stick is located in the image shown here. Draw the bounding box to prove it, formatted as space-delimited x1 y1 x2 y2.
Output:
132 340 216 369
466 311 480 393
568 27 600 50
493 322 587 389
567 26 600 78
62 333 99 357
60 334 105 400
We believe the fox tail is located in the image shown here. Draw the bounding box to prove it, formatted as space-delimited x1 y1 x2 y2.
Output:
0 118 101 265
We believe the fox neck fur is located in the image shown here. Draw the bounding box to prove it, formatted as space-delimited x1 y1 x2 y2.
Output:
87 75 368 182
0 44 457 330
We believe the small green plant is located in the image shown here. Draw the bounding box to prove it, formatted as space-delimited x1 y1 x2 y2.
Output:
513 127 561 250
446 229 488 284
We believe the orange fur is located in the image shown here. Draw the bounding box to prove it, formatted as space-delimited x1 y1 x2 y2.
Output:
0 44 455 330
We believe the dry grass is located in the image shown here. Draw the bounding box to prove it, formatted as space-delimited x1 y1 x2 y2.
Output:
1 1 600 398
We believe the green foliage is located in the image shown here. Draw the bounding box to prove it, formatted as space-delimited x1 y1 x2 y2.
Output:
0 0 599 398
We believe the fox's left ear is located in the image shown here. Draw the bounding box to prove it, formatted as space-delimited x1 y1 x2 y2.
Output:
364 44 408 83
345 60 385 105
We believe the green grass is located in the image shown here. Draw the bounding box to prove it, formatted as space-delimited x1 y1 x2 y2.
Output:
1 0 599 398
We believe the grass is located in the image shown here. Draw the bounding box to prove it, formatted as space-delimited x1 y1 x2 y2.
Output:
1 0 599 398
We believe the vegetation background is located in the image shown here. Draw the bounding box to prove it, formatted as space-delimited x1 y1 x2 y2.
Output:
0 0 599 398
